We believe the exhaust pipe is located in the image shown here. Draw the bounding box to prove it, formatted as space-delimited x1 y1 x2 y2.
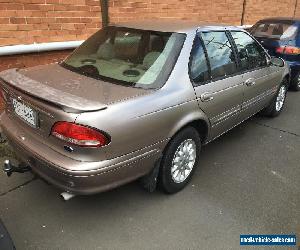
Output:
60 192 76 201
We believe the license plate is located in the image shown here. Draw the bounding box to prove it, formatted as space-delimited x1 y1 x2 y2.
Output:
12 98 37 127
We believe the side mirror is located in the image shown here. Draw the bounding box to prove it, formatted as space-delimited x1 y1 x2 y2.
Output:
269 57 285 67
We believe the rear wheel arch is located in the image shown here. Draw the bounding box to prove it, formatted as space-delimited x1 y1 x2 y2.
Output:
185 119 209 143
169 118 209 144
140 118 209 193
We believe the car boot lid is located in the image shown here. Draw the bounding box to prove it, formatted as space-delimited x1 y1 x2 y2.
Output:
0 64 149 113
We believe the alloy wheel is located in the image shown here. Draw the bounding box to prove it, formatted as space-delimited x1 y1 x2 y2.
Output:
275 85 287 112
171 139 196 183
297 74 300 88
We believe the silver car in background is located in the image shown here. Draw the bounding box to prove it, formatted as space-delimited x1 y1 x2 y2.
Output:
0 21 290 195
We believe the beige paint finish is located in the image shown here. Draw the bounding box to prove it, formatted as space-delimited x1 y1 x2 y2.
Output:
0 21 289 194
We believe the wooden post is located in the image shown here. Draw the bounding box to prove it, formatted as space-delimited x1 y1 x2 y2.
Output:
241 0 247 26
294 0 298 17
100 0 109 27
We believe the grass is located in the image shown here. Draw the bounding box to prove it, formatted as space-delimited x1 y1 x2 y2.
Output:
0 142 15 159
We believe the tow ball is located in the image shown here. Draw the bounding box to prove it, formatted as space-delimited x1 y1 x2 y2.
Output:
3 159 31 177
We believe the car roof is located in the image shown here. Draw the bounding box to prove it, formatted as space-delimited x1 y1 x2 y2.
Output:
112 20 243 34
257 17 300 23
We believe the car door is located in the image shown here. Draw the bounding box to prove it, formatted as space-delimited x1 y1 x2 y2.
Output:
229 31 280 118
190 31 244 140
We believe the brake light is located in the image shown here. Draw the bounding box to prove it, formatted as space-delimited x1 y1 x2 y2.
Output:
276 46 300 55
51 122 109 148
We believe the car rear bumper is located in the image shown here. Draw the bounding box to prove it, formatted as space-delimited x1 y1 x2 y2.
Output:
0 112 165 195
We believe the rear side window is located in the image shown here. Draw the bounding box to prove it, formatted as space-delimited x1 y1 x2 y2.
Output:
230 31 267 71
201 31 237 79
189 37 210 83
252 21 298 40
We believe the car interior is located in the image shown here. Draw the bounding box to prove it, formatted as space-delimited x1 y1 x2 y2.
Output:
253 22 298 39
64 29 173 85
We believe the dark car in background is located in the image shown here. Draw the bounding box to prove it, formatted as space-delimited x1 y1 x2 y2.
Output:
250 17 300 91
0 219 15 250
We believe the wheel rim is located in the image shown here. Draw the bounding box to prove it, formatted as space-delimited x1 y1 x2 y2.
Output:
171 139 196 183
275 85 286 112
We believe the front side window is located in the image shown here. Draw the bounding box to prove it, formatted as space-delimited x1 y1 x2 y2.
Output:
201 31 237 79
62 26 186 89
230 31 267 71
189 36 210 83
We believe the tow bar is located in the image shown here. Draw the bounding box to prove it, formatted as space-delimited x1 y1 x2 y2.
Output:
3 159 77 201
3 159 31 177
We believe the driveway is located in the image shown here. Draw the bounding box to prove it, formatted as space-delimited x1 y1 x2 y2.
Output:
0 92 299 250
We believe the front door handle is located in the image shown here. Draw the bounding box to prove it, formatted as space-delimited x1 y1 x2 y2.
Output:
245 78 256 86
200 92 214 102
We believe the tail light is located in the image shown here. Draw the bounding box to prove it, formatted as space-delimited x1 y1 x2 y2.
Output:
51 122 109 148
276 46 300 55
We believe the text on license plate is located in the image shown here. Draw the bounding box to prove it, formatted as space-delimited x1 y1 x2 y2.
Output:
12 98 37 127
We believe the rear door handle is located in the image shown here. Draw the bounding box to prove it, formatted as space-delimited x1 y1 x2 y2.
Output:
200 92 214 102
245 78 256 86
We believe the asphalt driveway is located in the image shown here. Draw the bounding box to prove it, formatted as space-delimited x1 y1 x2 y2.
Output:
0 92 299 250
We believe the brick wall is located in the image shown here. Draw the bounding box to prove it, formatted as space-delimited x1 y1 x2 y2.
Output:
109 0 299 25
243 0 297 24
109 0 245 25
0 0 101 47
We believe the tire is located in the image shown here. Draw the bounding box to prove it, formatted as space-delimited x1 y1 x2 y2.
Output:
261 80 288 117
159 127 201 194
290 73 300 91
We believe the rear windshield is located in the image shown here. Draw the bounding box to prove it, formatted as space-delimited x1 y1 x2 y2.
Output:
251 21 298 40
62 26 186 89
